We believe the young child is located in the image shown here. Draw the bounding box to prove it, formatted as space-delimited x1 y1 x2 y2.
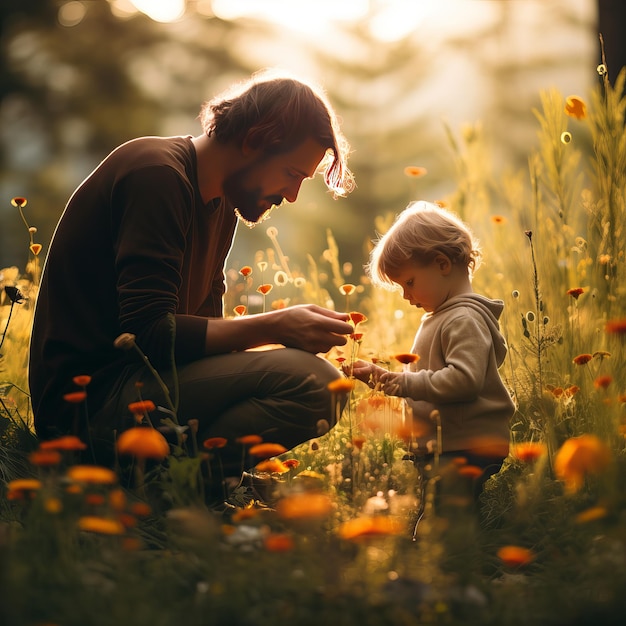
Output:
347 201 515 492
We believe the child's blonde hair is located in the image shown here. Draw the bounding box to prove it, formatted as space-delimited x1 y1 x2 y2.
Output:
367 201 482 289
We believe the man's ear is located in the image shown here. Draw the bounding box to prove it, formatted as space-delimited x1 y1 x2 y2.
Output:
435 254 452 274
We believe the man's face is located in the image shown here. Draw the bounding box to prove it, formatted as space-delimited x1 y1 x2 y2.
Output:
223 137 328 227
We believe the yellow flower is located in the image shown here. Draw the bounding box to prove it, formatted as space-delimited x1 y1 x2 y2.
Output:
564 95 587 120
554 434 611 494
78 516 125 535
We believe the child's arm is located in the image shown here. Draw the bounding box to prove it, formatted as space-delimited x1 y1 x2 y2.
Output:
342 360 388 387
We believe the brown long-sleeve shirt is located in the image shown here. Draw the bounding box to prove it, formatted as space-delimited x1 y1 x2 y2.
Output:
29 135 236 437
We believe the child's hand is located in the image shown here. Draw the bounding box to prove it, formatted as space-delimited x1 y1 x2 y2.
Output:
379 371 402 396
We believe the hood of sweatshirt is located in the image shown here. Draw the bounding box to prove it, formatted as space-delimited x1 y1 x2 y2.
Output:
429 293 508 366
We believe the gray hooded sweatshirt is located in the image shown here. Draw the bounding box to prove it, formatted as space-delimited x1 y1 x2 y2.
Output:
394 293 515 454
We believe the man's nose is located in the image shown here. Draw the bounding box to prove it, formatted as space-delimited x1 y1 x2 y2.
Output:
283 180 303 203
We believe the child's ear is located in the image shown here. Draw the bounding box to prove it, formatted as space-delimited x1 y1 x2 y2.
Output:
435 254 452 274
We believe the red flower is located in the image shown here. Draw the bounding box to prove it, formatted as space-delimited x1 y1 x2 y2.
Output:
573 354 593 365
239 266 252 277
606 318 626 335
497 545 535 568
349 311 367 326
257 284 273 295
202 437 228 450
393 353 420 365
567 287 584 300
72 375 92 387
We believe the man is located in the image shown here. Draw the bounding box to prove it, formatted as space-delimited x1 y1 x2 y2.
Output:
29 69 355 473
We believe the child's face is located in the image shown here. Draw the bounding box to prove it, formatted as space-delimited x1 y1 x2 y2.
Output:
388 258 451 312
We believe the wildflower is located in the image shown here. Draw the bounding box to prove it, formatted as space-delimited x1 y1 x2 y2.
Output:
256 284 272 295
593 350 611 360
236 434 263 446
327 377 355 394
113 333 136 350
130 501 152 517
202 437 228 450
255 458 289 474
67 465 117 485
116 427 170 460
282 458 300 470
597 64 607 76
567 287 584 299
109 489 127 512
403 166 427 178
565 385 579 397
44 497 63 514
349 311 367 326
257 261 268 272
128 400 156 415
248 442 288 458
30 243 42 256
491 215 506 225
264 532 295 552
511 441 546 463
10 196 27 208
276 492 334 521
572 353 593 365
6 478 42 499
3 285 25 304
575 506 608 524
339 283 356 296
564 95 587 120
72 375 92 387
594 375 612 390
63 391 87 403
497 545 535 568
78 516 125 536
605 318 626 335
560 131 572 144
239 265 252 277
274 270 289 286
233 305 246 316
28 449 62 467
457 465 484 479
40 435 87 451
351 332 363 341
599 254 611 264
393 353 420 365
554 434 611 494
338 515 405 542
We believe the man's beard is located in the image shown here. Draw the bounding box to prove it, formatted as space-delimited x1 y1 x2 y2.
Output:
223 163 283 228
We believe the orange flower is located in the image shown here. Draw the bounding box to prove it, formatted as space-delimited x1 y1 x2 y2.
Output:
40 435 87 451
128 400 156 414
203 437 228 450
257 284 273 295
457 465 484 479
327 377 355 394
575 506 608 524
338 515 405 542
594 375 612 390
78 516 125 536
572 353 593 365
236 434 263 446
567 287 584 299
282 458 300 469
130 501 152 517
255 458 289 474
403 165 427 178
339 283 356 296
67 465 118 485
72 375 92 387
6 478 42 499
350 333 363 341
490 215 506 225
564 95 587 120
264 532 295 552
233 305 246 316
565 385 580 397
63 391 87 403
276 492 334 521
352 436 367 450
28 449 62 466
393 353 420 365
554 434 611 494
497 545 535 568
239 265 252 277
605 318 626 335
248 442 288 458
29 243 42 256
511 442 547 463
349 311 367 326
116 427 170 460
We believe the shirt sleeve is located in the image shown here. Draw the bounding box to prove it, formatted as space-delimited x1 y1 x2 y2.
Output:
398 313 492 403
112 166 208 367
